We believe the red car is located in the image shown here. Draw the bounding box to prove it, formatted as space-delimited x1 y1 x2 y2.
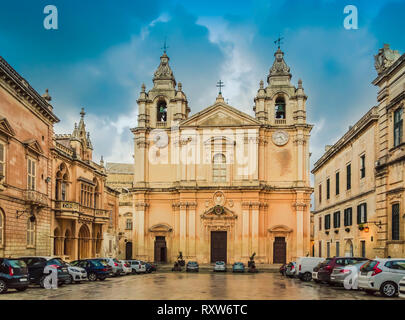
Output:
317 257 368 283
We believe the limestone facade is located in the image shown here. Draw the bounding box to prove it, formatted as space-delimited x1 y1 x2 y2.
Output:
0 56 59 257
312 107 379 258
129 48 313 264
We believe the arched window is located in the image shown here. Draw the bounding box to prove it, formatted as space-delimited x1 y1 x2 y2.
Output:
157 100 167 122
93 178 99 209
27 218 35 247
0 208 4 246
275 96 286 119
56 163 69 201
213 153 226 182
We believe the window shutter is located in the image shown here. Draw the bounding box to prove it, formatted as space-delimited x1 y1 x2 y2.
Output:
364 204 367 223
357 205 361 224
344 210 347 226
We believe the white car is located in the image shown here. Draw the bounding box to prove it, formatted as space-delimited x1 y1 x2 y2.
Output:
119 260 132 275
399 276 405 299
66 264 87 283
213 261 226 272
127 260 147 274
358 258 405 297
296 257 325 282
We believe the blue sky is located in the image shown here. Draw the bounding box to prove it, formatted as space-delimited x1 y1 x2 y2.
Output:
0 0 404 165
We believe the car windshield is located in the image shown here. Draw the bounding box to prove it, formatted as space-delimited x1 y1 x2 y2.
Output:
188 262 197 265
216 262 225 265
361 260 379 272
47 258 64 266
8 259 27 268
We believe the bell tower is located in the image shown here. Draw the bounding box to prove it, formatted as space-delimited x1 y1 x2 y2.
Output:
254 47 307 126
137 51 189 129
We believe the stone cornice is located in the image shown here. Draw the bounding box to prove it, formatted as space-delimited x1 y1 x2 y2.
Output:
373 53 405 86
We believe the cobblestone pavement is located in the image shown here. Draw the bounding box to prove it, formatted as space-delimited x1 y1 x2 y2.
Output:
0 272 397 300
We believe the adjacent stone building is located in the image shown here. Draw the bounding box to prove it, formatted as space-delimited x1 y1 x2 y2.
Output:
312 107 379 258
52 109 120 260
129 48 313 264
312 44 405 259
105 162 135 259
0 56 59 257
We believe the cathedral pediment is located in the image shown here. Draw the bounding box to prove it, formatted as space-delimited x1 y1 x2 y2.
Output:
181 103 261 127
201 205 237 220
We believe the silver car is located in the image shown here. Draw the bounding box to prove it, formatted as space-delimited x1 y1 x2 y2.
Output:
98 258 123 277
213 261 226 272
285 262 296 278
358 258 405 297
330 261 369 288
399 276 405 299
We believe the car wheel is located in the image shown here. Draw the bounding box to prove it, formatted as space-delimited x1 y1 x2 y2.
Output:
88 273 97 281
380 281 397 298
302 272 312 282
65 275 73 285
16 286 28 292
364 290 375 295
0 280 8 294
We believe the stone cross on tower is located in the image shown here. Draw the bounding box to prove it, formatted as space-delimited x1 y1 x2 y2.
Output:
161 39 169 54
216 80 225 95
80 107 85 119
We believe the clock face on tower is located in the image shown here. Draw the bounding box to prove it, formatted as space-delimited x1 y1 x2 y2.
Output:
272 131 289 146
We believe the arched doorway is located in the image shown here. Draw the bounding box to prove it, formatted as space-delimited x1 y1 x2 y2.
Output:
344 239 354 257
53 228 61 256
78 224 91 259
64 229 72 257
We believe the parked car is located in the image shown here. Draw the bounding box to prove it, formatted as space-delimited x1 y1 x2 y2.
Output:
19 256 70 287
313 259 331 283
186 261 199 272
399 276 405 299
330 260 369 288
127 260 147 274
70 259 110 281
0 258 29 293
65 263 88 284
285 262 297 278
317 257 368 283
296 257 325 281
358 258 405 297
214 261 227 272
119 260 132 275
98 258 123 277
232 262 245 273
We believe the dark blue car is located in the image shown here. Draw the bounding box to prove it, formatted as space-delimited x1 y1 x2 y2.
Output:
70 259 110 281
0 258 29 293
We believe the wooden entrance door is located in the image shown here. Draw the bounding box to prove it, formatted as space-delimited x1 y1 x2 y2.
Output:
211 231 227 263
154 236 167 263
125 242 133 260
273 237 286 264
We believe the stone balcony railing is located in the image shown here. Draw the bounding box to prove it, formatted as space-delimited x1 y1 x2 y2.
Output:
54 201 109 223
23 189 48 207
156 121 167 128
274 119 287 125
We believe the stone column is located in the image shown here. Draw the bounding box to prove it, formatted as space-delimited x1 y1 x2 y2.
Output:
188 202 196 257
242 202 250 258
251 202 260 256
295 202 305 257
136 202 147 257
179 202 187 254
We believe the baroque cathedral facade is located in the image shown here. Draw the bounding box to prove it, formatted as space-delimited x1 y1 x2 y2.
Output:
129 47 313 264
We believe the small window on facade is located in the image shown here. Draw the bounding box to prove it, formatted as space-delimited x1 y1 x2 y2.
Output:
360 154 365 179
27 158 36 191
157 100 167 122
336 241 340 257
126 219 133 230
327 242 330 258
319 216 322 231
326 178 330 199
344 208 353 226
394 108 403 147
27 218 35 246
357 203 367 224
346 163 351 190
275 97 286 119
333 211 341 228
318 241 322 257
392 203 400 240
325 214 331 230
213 153 226 182
336 171 340 195
0 143 5 181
